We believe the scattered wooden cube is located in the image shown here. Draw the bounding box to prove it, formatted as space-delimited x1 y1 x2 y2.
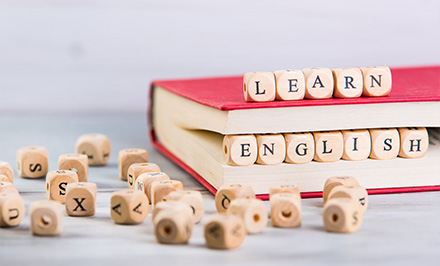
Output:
227 198 268 234
369 128 400 160
256 134 286 165
0 175 10 183
0 161 14 183
322 176 359 203
30 200 63 236
284 132 315 164
323 198 362 233
118 149 149 181
313 131 343 162
164 190 204 224
152 201 193 226
269 184 300 198
398 127 429 158
0 193 25 227
154 209 193 244
274 69 306 100
135 172 170 202
127 162 161 189
215 184 255 213
0 182 19 195
150 180 184 207
243 72 276 102
223 135 258 166
204 214 246 250
16 146 48 178
270 193 301 228
328 185 368 214
360 66 392 97
58 154 89 182
46 170 78 204
75 133 111 166
65 182 97 217
341 129 371 161
303 68 334 99
332 68 363 98
110 190 149 225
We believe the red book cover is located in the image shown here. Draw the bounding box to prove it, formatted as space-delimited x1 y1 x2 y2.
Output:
148 66 440 198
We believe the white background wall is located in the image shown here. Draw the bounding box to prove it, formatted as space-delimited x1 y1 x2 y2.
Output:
1 0 439 113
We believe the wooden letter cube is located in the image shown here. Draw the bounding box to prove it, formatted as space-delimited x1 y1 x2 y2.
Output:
328 185 368 214
243 72 276 102
313 131 343 162
360 66 392 97
215 184 255 213
270 193 301 228
30 200 63 236
398 127 429 158
0 161 14 183
164 190 204 224
0 182 19 195
284 132 315 164
58 154 89 182
46 170 79 203
323 198 362 233
118 149 149 181
274 69 305 100
204 214 246 250
332 68 363 98
227 198 268 234
341 129 371 161
135 172 170 202
152 201 193 225
269 184 300 198
17 146 48 178
223 135 257 166
65 182 97 217
75 133 111 166
0 175 10 183
0 193 25 227
256 134 286 165
127 162 161 189
323 176 359 203
303 68 334 99
110 190 149 224
150 180 184 207
154 209 193 244
369 128 400 160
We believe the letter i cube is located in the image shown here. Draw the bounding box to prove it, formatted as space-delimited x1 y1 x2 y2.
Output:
46 170 78 203
65 182 97 217
215 184 255 213
16 146 49 178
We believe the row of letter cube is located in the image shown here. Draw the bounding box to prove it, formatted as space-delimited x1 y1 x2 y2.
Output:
244 66 392 102
223 127 428 166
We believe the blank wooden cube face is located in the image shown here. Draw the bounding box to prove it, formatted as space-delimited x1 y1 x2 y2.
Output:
110 190 149 224
303 68 334 99
269 184 300 198
204 214 246 250
284 132 315 164
369 128 400 160
30 200 63 236
75 133 111 166
332 68 363 98
135 172 170 202
58 154 89 182
0 193 25 227
46 170 79 204
243 72 276 102
323 176 359 203
398 127 429 158
127 163 161 189
118 149 149 181
323 198 362 233
274 70 305 100
154 210 193 245
256 134 286 165
164 190 204 224
16 146 48 178
152 201 193 225
215 184 256 213
151 180 184 207
65 182 97 217
227 198 268 234
270 193 301 228
328 185 368 214
360 66 392 97
223 135 257 166
0 182 19 195
313 131 343 162
341 129 371 161
0 161 14 183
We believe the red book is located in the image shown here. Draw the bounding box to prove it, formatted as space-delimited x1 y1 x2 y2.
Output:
149 66 440 199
